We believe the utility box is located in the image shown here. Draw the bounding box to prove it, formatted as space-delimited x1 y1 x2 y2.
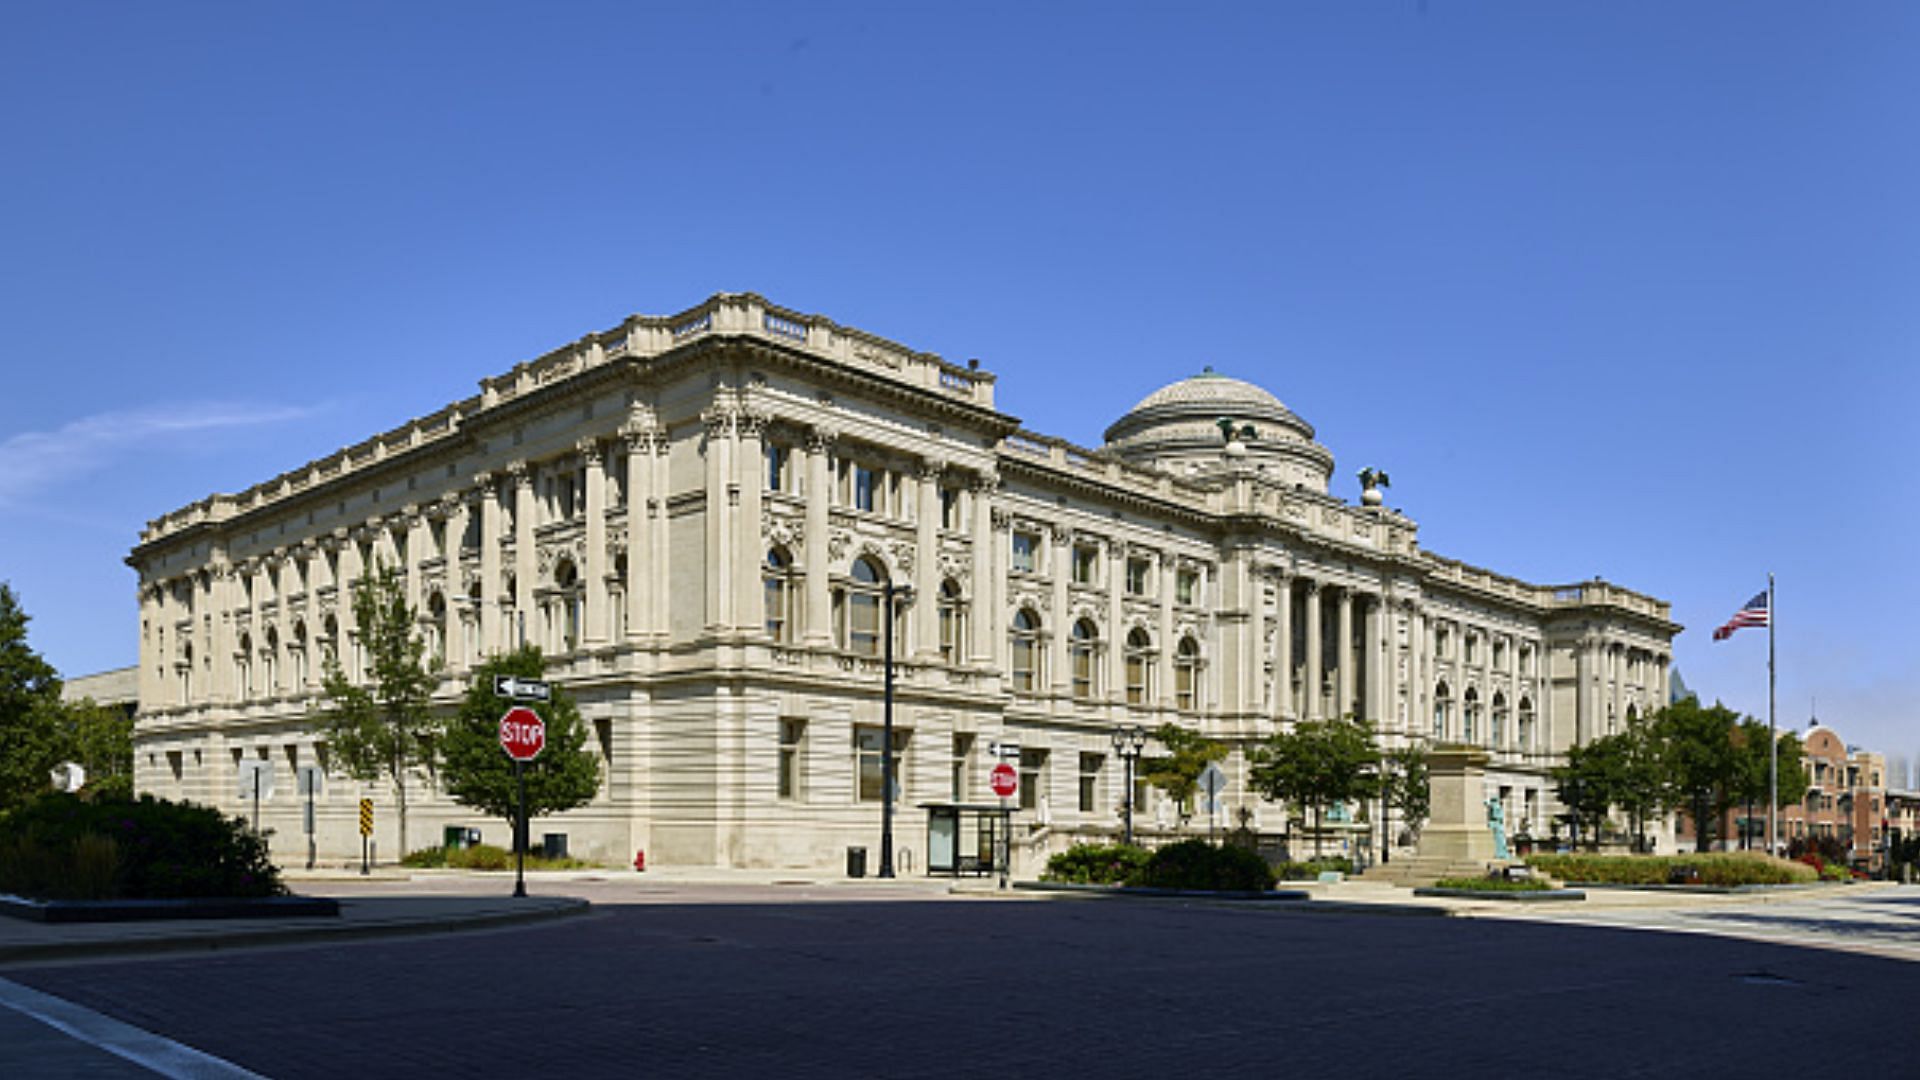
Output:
542 833 569 860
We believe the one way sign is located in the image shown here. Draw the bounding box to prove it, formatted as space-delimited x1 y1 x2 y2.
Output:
493 675 552 702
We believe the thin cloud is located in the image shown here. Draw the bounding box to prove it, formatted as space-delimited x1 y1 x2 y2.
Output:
0 402 324 505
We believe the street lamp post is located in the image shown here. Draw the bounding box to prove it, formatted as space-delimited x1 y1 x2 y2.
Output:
1111 725 1147 846
879 580 913 879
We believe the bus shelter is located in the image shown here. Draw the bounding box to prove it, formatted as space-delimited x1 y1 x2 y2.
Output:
920 803 1014 880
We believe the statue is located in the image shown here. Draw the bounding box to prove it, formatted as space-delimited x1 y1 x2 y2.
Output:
1486 795 1510 860
1357 467 1390 508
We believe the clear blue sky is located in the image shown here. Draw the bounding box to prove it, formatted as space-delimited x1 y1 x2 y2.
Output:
3 3 1914 762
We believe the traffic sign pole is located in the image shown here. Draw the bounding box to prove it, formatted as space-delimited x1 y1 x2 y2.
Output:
513 758 528 899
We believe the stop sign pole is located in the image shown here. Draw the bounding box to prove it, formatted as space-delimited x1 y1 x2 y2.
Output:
498 705 546 898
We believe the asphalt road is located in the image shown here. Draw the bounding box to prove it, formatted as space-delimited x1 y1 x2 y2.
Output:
5 888 1917 1079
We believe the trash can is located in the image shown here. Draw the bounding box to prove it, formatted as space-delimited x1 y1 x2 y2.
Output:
846 846 867 878
542 833 569 860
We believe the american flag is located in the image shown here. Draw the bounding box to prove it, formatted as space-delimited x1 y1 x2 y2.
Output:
1712 591 1769 641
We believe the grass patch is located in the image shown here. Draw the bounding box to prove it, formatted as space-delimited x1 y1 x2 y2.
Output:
1526 852 1815 887
402 844 594 871
1433 876 1554 892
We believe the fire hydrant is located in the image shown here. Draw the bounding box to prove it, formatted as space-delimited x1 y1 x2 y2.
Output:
633 849 646 872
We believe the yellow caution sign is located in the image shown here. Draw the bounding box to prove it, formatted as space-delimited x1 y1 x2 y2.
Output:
359 797 374 837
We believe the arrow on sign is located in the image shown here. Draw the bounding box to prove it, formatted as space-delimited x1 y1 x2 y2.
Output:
494 675 552 702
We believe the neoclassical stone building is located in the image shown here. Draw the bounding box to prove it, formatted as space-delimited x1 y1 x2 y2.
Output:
129 293 1678 871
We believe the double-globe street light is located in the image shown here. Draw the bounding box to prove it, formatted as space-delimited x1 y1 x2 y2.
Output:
879 579 913 879
1111 725 1147 846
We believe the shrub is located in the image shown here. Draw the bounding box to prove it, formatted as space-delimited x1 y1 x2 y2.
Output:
1432 876 1553 892
0 793 283 899
447 844 513 871
402 846 449 868
1526 852 1815 887
1275 857 1353 881
1043 843 1152 885
403 843 594 872
1133 839 1277 892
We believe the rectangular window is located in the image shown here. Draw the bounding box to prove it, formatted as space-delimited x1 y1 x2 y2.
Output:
1072 545 1098 586
1011 531 1038 574
1078 753 1103 814
855 726 907 803
1465 633 1479 664
1019 748 1048 812
779 719 805 800
853 466 876 512
1176 569 1198 606
766 444 789 493
940 487 961 531
1126 558 1150 596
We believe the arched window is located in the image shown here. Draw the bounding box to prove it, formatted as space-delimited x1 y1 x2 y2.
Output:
764 547 796 643
1434 682 1452 740
321 615 339 669
1010 608 1040 693
291 621 309 690
840 557 886 657
1517 696 1535 751
1174 636 1200 712
1463 687 1480 744
1070 619 1099 701
1125 628 1153 706
553 559 581 652
937 578 965 664
236 633 253 698
262 627 279 695
427 592 448 665
1492 691 1508 749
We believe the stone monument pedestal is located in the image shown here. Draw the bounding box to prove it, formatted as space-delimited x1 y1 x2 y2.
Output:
1361 744 1504 887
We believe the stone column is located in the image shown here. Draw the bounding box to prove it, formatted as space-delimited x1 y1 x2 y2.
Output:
510 460 534 650
443 494 469 673
1274 571 1293 721
1107 541 1126 701
1050 526 1071 694
582 438 608 647
803 429 835 646
476 473 501 658
991 505 1013 673
1610 644 1624 735
734 412 767 635
1575 637 1594 745
913 460 941 660
1363 592 1383 726
1411 606 1428 738
970 473 998 666
1480 626 1495 748
622 430 649 642
701 406 734 632
1156 554 1176 708
337 535 363 677
1303 580 1322 721
1336 587 1354 720
402 506 426 614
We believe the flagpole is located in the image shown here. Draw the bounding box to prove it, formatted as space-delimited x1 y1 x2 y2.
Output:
1767 572 1777 857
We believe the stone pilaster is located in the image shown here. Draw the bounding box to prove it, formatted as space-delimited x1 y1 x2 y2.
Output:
582 438 608 646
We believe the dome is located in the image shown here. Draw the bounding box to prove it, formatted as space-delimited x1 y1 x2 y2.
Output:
1102 368 1334 489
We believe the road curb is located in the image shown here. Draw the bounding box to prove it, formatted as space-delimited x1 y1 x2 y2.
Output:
0 896 591 968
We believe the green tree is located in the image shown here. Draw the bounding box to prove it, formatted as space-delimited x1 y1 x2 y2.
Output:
1140 722 1227 823
61 698 135 800
1551 737 1622 851
317 561 437 858
1609 715 1673 852
437 648 600 843
1379 742 1430 847
1656 698 1746 853
0 583 67 811
1249 718 1379 857
1730 722 1809 850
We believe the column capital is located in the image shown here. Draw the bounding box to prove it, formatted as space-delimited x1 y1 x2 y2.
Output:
968 468 1000 494
804 425 839 453
577 436 606 461
918 456 948 481
505 459 531 486
700 404 736 438
735 409 772 439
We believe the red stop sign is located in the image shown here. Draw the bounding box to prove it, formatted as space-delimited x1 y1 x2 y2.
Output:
499 706 547 761
990 762 1018 799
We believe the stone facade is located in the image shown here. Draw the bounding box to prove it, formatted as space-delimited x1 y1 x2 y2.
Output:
127 293 1679 871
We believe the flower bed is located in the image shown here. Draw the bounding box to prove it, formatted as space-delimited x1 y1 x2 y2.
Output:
1526 852 1815 888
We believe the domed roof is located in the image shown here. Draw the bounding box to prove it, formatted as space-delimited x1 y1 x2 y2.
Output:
1102 368 1332 489
1122 369 1295 420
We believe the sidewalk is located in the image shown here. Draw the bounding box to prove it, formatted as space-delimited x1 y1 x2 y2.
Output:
0 891 587 968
